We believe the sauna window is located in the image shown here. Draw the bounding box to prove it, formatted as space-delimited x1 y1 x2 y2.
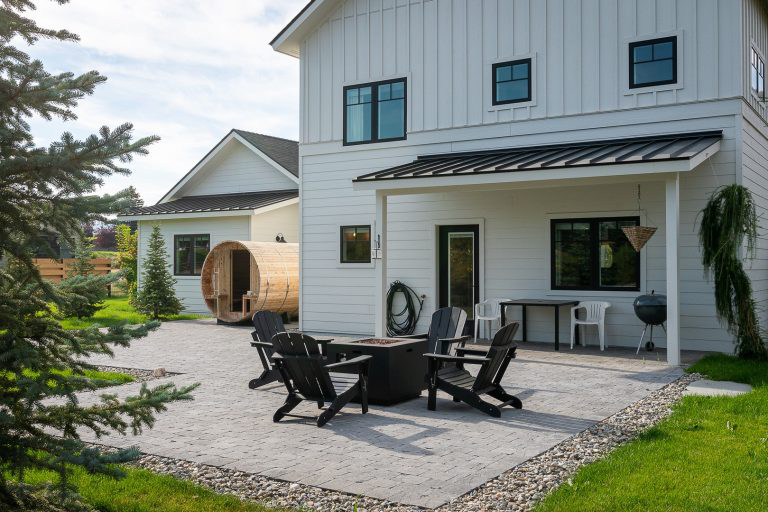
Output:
174 234 210 276
340 225 371 263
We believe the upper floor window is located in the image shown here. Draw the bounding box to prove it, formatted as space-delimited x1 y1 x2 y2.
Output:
493 59 532 105
629 36 677 89
752 47 765 98
344 78 406 145
174 234 210 276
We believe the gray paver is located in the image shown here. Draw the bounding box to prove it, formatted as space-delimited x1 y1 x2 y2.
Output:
79 319 683 508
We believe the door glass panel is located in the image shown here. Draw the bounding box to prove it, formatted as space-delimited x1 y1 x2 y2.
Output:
447 232 475 319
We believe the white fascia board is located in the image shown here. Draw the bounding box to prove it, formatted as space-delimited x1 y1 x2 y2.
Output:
352 157 710 193
231 132 299 184
118 210 253 222
159 131 239 203
251 197 299 216
271 0 338 57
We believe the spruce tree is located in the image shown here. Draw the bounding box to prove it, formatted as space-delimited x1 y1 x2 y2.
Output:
0 1 198 508
134 226 183 319
67 237 96 276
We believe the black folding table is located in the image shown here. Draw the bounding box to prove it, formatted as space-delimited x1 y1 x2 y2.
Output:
499 299 580 351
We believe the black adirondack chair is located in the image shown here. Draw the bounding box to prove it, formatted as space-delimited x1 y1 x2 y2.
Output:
397 306 470 355
249 311 334 389
271 332 372 427
425 321 522 417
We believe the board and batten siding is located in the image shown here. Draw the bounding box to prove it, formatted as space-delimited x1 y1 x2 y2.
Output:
299 0 741 144
178 141 296 198
137 216 251 313
300 106 739 352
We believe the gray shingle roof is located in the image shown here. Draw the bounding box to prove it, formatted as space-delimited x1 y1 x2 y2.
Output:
234 130 299 177
354 131 722 182
120 190 298 217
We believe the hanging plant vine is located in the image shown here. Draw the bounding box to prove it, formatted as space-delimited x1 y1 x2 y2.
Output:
699 184 767 360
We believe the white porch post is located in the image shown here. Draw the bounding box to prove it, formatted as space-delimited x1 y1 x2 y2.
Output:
665 173 681 366
374 191 388 337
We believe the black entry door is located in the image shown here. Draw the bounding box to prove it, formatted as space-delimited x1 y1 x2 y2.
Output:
438 225 480 335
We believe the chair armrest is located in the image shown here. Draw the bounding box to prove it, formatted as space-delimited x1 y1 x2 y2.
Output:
250 341 273 350
315 338 334 344
423 353 489 365
455 347 488 356
394 333 429 340
325 355 373 370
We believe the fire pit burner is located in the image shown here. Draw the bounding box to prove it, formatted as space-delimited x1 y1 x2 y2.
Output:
351 338 402 345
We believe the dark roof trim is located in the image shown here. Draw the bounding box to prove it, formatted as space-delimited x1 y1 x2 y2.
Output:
353 131 723 182
270 0 317 46
119 189 298 217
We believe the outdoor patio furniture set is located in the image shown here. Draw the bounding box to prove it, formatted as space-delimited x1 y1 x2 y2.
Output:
249 308 524 427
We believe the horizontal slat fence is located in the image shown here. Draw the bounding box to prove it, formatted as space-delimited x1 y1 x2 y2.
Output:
33 258 113 283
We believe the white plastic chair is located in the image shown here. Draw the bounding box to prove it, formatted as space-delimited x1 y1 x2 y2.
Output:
570 301 611 350
473 298 509 342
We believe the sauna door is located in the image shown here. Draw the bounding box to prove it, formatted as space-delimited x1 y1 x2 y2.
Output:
231 250 251 313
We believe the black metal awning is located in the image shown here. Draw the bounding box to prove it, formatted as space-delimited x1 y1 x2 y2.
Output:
353 131 722 183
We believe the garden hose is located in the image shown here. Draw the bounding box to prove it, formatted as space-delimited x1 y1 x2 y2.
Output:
386 280 424 336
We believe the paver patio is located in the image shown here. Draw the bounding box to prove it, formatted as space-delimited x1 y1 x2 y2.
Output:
82 319 684 508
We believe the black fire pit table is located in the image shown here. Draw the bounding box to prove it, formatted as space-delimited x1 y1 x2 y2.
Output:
325 337 427 405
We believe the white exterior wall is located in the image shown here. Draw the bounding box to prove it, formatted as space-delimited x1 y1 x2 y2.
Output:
250 203 300 243
300 103 739 352
299 0 741 144
178 141 296 197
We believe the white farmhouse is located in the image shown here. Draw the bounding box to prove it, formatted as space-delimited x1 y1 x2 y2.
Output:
118 129 299 313
271 0 768 365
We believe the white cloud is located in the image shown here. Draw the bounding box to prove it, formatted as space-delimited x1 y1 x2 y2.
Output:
25 0 306 204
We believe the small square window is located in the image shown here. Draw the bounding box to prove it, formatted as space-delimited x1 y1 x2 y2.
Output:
174 234 210 276
492 58 532 105
344 79 406 145
340 226 371 264
629 36 677 89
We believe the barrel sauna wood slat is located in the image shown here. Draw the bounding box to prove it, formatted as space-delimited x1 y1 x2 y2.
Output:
200 241 298 323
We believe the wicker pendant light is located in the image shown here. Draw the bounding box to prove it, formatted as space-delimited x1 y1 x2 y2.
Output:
622 184 657 252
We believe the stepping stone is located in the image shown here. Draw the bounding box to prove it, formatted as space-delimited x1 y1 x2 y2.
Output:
683 379 752 397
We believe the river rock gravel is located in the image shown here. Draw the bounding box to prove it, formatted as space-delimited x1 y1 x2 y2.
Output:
124 372 700 511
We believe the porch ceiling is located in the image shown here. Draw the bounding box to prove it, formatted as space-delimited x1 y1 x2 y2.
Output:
353 131 722 192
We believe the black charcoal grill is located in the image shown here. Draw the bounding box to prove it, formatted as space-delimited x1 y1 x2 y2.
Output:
633 291 667 353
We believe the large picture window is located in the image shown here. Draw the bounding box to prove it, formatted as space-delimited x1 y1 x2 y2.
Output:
344 78 406 145
174 234 210 276
340 225 371 263
551 218 640 291
492 58 532 105
629 36 677 89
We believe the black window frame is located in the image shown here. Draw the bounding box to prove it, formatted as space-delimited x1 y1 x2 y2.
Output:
339 225 372 264
492 58 532 106
550 217 641 292
343 78 407 146
173 233 210 276
629 36 678 89
751 46 765 99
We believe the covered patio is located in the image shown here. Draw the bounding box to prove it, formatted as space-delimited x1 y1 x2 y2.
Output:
353 132 723 366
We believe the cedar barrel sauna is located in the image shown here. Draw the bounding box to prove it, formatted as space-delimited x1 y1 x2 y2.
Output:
200 241 299 323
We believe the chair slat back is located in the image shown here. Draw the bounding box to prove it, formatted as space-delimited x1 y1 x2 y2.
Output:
579 301 610 322
271 332 335 400
428 307 467 354
473 322 518 391
251 311 285 345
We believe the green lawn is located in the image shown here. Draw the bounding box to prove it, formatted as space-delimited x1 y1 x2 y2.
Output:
534 354 768 512
19 464 286 512
3 368 134 391
59 296 207 330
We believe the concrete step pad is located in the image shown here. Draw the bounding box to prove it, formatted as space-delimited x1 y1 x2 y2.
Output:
684 379 753 397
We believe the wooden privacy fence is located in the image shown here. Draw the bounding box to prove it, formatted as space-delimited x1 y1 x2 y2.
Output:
32 258 113 283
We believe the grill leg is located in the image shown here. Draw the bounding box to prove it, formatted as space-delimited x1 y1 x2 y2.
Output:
636 324 648 355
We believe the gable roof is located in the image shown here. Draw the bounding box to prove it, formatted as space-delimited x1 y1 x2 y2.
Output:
271 0 340 57
120 190 299 218
233 130 299 177
158 129 298 203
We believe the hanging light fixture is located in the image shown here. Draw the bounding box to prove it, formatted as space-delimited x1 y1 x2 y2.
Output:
622 184 657 252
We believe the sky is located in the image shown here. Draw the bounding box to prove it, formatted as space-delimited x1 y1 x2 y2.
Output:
25 0 307 205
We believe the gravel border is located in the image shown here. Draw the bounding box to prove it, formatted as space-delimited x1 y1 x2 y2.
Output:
93 365 180 383
125 373 700 511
